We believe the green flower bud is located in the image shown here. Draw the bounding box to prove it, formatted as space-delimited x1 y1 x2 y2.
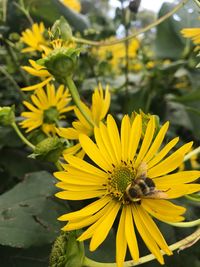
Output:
0 106 15 126
29 136 66 162
131 110 160 138
50 16 73 42
49 231 85 267
38 48 81 84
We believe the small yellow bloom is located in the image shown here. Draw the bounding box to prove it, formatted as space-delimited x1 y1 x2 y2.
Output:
57 84 110 157
54 114 200 267
20 22 49 53
20 83 73 135
61 0 81 12
21 59 53 91
181 28 200 45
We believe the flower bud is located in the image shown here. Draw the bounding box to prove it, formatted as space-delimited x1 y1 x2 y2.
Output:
49 231 85 267
50 16 73 42
0 106 15 126
38 47 80 84
29 136 66 162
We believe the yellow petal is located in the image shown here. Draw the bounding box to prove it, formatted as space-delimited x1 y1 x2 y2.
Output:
59 196 111 221
56 182 105 191
79 134 112 171
90 201 121 251
143 121 169 163
128 115 142 161
125 206 139 262
147 137 179 169
56 190 105 200
141 199 185 222
107 114 122 163
132 205 164 264
62 201 112 231
136 205 172 255
63 155 107 177
116 207 127 267
94 125 116 166
78 201 117 241
121 115 131 162
154 171 200 186
160 184 200 199
148 142 193 178
135 116 155 168
21 77 52 91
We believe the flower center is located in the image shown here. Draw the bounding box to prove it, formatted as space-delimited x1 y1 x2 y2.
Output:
43 106 59 124
107 165 136 202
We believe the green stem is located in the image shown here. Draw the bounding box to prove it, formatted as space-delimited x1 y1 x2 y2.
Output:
11 122 35 150
194 0 200 8
166 219 200 228
73 0 189 47
184 146 200 162
83 228 200 267
14 0 34 25
65 77 94 127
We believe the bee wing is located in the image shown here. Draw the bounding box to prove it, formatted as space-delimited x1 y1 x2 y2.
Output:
145 190 168 199
135 162 148 179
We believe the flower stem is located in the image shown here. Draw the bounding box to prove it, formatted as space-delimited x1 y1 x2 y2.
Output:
166 219 200 228
83 228 200 266
184 146 200 162
11 122 35 150
65 77 94 127
73 0 189 47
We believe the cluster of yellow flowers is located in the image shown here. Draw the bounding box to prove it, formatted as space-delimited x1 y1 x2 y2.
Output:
17 18 200 267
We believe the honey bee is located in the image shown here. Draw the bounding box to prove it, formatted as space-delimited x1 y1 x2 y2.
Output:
124 165 169 203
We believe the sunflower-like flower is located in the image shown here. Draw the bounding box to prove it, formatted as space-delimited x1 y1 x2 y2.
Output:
21 59 53 91
57 84 110 157
61 0 81 12
20 83 74 135
181 28 200 45
54 114 200 267
20 22 49 53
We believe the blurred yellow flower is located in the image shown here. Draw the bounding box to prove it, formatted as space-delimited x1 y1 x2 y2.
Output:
57 84 110 157
20 22 49 53
20 83 73 135
54 114 200 267
94 38 140 72
61 0 81 12
181 28 200 45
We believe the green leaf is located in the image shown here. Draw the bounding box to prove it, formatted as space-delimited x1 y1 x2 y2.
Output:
155 1 199 59
0 171 69 248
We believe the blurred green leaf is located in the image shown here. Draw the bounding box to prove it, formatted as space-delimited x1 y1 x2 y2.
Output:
23 0 89 32
155 1 199 59
0 171 69 248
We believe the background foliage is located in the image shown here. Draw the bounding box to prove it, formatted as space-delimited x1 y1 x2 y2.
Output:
0 0 200 266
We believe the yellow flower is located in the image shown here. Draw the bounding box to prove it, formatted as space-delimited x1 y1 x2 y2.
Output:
21 59 53 91
20 83 73 135
181 28 200 45
94 37 140 73
20 22 49 53
57 84 110 157
54 114 200 267
61 0 81 12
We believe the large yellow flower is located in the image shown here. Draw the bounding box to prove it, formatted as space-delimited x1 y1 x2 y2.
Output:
20 83 73 135
54 114 200 267
57 84 110 157
181 28 200 45
60 0 81 12
20 22 49 53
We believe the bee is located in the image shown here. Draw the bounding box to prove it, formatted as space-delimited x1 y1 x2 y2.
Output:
124 165 169 203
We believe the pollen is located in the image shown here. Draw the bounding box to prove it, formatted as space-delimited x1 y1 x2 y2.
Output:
107 164 135 201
